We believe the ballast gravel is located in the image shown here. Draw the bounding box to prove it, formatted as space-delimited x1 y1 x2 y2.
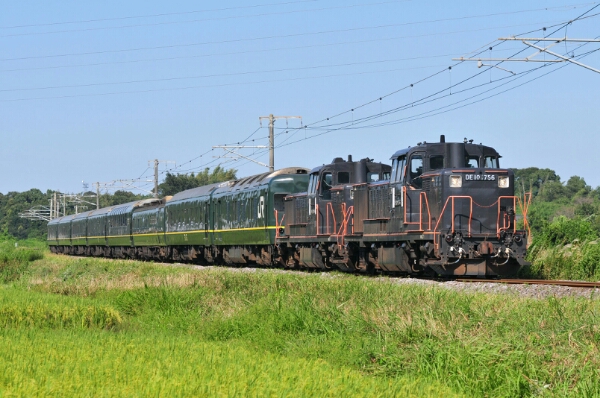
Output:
168 262 599 300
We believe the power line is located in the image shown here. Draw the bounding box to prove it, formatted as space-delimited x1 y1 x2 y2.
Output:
0 1 411 38
0 63 450 102
0 57 467 93
2 5 593 62
0 0 320 29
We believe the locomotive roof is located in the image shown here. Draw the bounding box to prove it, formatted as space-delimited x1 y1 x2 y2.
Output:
390 141 500 159
309 157 389 174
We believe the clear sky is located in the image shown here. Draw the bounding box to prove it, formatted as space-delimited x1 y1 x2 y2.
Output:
1 0 599 195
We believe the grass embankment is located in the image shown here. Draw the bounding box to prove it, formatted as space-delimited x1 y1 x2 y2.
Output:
525 217 600 281
1 252 599 397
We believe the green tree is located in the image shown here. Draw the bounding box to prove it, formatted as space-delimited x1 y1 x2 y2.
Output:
512 167 561 198
158 166 237 196
565 176 591 198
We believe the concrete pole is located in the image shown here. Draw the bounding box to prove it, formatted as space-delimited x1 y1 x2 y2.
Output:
154 159 159 198
268 114 275 173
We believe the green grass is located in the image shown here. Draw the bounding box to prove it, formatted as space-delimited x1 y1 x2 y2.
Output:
524 216 600 281
1 254 596 396
0 329 450 397
2 242 600 396
0 236 45 283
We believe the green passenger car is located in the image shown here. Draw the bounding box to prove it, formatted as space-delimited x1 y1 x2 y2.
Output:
164 182 222 248
87 206 114 248
47 217 61 252
57 214 76 248
71 211 94 252
132 199 167 247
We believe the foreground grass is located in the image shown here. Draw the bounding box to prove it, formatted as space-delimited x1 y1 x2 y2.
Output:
0 254 597 396
1 329 443 397
0 236 45 283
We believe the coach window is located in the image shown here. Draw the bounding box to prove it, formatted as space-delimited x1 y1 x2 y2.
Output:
409 155 424 189
320 172 333 200
430 155 444 170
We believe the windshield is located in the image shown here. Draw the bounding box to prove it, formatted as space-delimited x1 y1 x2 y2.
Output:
484 156 499 168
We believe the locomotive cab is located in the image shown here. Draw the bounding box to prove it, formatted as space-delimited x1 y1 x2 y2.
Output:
357 135 528 276
281 156 391 269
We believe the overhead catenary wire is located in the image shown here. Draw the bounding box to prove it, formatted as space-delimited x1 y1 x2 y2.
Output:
0 1 415 38
183 9 600 176
80 5 600 190
2 5 595 62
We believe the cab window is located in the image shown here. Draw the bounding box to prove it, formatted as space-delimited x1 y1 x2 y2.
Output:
409 155 423 188
430 155 444 170
466 156 479 168
391 156 406 183
308 173 318 194
367 173 379 182
484 156 498 168
337 172 350 184
320 172 333 200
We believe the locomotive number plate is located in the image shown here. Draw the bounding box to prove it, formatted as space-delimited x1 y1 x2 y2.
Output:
465 174 496 181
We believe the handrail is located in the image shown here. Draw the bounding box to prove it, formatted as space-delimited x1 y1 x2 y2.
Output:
403 188 432 231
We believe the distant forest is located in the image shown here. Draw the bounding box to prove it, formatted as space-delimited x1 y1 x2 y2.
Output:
0 166 237 240
1 166 598 240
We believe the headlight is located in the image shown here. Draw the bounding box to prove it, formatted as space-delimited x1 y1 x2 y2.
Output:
449 175 462 188
498 176 509 188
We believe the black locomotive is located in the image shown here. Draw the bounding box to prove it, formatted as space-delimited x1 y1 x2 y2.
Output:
279 136 528 276
49 136 528 277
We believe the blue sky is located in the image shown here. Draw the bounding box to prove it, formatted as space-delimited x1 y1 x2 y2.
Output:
1 0 599 194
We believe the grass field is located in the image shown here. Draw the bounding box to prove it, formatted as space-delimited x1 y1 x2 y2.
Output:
1 245 600 396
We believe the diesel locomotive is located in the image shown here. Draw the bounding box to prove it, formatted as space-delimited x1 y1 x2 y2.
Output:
48 137 528 277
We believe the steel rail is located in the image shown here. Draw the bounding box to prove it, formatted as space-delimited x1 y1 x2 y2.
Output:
456 278 600 288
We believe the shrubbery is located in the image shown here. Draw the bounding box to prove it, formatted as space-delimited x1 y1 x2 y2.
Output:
0 235 45 283
524 217 600 281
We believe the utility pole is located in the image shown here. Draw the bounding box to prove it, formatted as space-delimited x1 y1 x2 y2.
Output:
259 114 302 172
53 192 57 218
95 182 100 209
149 159 176 198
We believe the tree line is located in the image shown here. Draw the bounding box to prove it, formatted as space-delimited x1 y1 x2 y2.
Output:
0 167 237 240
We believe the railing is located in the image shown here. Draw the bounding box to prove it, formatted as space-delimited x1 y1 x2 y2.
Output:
403 187 432 231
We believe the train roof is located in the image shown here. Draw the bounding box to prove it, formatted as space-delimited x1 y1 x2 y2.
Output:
108 198 163 215
168 182 225 203
213 167 309 195
56 214 77 223
72 210 94 221
47 217 62 226
390 137 501 160
309 157 389 174
167 167 310 202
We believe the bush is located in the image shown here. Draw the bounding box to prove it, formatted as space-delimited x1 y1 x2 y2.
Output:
0 238 45 283
525 217 600 281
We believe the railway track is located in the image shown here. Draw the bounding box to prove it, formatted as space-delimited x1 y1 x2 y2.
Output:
456 278 600 289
